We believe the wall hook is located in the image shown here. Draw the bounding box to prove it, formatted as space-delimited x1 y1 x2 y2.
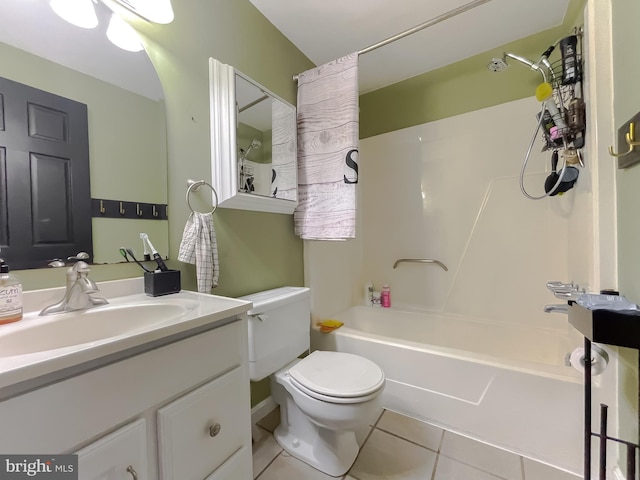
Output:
99 200 106 214
119 202 125 215
136 203 143 217
626 125 640 147
152 205 159 217
608 143 633 157
610 122 636 157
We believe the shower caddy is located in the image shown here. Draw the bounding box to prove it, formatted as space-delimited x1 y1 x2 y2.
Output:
518 27 587 200
568 303 640 480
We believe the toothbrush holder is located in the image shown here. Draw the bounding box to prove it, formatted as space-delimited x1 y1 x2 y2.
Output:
144 270 181 296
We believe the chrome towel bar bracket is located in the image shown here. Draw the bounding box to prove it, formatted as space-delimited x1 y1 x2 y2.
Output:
393 258 448 271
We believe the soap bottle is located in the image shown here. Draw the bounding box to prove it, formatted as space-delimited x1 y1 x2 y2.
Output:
381 284 391 308
0 258 22 325
364 281 374 306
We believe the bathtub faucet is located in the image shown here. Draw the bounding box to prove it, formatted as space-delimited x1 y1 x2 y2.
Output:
393 258 448 271
544 304 569 314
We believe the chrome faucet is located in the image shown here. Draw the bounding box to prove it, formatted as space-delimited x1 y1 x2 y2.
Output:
40 261 108 315
544 304 569 314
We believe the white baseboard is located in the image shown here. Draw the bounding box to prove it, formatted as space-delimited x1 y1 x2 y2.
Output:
251 396 278 425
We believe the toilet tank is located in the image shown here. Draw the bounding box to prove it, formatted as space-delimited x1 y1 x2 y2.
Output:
240 286 311 382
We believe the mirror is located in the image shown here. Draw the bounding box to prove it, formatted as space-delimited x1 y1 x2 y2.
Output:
0 0 169 267
210 58 297 214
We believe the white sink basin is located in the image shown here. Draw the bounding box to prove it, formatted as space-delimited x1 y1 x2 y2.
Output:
0 301 196 357
0 280 252 393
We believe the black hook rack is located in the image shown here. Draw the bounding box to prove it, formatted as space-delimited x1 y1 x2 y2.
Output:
91 198 168 220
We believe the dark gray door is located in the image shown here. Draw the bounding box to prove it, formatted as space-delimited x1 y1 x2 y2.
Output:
0 76 92 269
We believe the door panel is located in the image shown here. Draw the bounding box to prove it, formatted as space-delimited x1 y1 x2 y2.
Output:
0 76 92 268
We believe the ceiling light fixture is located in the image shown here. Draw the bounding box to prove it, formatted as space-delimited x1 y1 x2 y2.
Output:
108 0 174 24
106 13 144 52
50 0 99 29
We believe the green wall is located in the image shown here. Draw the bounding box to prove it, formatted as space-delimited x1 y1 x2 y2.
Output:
132 0 314 406
612 0 640 457
8 0 312 406
131 0 313 299
11 0 312 296
360 0 587 138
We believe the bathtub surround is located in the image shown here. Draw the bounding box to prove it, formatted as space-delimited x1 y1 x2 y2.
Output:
306 92 618 474
294 52 359 240
306 96 573 325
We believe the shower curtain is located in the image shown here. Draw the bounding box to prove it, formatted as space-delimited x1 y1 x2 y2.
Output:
294 52 359 240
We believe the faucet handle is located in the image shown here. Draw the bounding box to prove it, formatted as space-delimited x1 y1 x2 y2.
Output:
72 260 91 275
48 259 66 267
546 281 585 297
546 281 576 290
67 251 90 262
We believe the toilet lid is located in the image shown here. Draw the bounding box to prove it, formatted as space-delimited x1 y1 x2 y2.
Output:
288 351 385 398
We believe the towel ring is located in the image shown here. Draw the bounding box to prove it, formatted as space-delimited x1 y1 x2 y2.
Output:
186 179 218 215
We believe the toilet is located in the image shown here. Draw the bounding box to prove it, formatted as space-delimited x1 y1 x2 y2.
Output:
241 286 385 477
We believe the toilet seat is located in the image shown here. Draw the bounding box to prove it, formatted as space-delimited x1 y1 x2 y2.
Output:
288 351 385 404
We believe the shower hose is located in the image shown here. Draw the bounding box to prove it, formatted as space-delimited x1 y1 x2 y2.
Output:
519 100 570 200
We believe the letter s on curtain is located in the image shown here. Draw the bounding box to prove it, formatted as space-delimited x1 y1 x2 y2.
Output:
343 149 358 184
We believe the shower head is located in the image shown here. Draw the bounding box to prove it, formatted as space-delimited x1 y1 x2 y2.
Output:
240 138 262 160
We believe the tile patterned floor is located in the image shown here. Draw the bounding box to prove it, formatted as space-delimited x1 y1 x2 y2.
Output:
252 408 581 480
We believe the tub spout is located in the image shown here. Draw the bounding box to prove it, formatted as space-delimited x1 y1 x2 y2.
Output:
544 304 569 314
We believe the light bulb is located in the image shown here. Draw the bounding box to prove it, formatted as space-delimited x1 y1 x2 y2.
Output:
106 13 144 52
50 0 99 29
107 0 174 24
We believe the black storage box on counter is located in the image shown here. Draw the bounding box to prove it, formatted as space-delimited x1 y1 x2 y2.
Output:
144 270 181 296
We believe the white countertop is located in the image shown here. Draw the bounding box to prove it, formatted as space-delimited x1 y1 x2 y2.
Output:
0 278 252 394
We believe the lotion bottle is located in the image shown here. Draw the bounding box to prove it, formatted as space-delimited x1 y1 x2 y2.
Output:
0 258 23 325
381 284 391 308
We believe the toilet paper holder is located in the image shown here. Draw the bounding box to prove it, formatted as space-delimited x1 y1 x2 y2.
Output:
565 343 609 376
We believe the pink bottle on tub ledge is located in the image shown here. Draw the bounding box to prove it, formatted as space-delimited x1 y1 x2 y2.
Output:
381 284 391 308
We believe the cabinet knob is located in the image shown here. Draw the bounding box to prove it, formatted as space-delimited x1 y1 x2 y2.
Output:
209 423 222 437
126 466 138 480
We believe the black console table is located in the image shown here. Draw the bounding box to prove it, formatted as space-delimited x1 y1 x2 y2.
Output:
568 304 640 480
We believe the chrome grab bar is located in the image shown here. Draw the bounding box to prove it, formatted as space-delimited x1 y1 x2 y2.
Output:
393 258 448 271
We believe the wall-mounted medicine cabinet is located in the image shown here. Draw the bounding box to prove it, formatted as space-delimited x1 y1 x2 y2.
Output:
209 58 297 214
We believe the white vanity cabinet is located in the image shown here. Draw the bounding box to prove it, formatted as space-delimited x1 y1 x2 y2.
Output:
157 367 250 480
0 318 253 480
76 419 148 480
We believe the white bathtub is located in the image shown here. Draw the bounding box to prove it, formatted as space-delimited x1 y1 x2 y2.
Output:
311 306 585 475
